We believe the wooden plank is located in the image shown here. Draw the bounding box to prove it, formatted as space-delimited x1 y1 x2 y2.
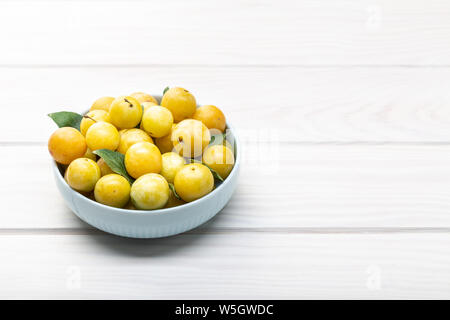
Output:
0 232 448 299
3 66 450 142
1 0 450 66
3 144 450 229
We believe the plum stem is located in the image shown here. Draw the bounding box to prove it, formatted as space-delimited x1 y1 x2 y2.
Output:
124 98 132 107
83 115 96 122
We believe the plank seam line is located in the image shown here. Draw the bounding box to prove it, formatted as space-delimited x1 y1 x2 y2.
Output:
0 227 448 236
3 141 450 146
1 64 450 69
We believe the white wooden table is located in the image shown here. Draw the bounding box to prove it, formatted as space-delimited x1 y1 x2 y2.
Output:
0 0 449 299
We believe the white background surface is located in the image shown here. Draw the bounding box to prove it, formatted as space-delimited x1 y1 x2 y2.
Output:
0 0 449 299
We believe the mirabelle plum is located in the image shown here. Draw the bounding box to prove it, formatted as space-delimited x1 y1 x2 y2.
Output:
203 145 235 179
161 87 196 122
48 127 87 165
160 152 185 183
125 142 162 179
109 96 142 129
192 105 226 132
141 106 173 138
131 173 169 210
174 163 214 202
117 128 153 154
66 158 101 192
94 174 131 208
97 158 114 176
90 96 115 112
80 110 110 136
130 92 158 105
171 119 210 158
84 148 97 161
155 124 177 154
142 101 158 112
85 122 120 151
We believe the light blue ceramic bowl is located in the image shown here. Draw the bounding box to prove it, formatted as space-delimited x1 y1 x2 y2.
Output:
52 102 240 238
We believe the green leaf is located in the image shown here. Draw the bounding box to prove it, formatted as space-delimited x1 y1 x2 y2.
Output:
163 86 170 95
48 111 83 130
168 183 182 200
204 163 224 182
189 159 224 182
209 132 228 147
93 149 134 184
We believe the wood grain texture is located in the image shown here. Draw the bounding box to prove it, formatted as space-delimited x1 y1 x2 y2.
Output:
3 144 450 229
1 0 450 299
0 233 448 299
1 0 450 66
3 66 450 142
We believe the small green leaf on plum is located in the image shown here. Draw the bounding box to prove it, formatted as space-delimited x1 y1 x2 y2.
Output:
93 149 134 184
168 183 182 200
48 111 83 130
